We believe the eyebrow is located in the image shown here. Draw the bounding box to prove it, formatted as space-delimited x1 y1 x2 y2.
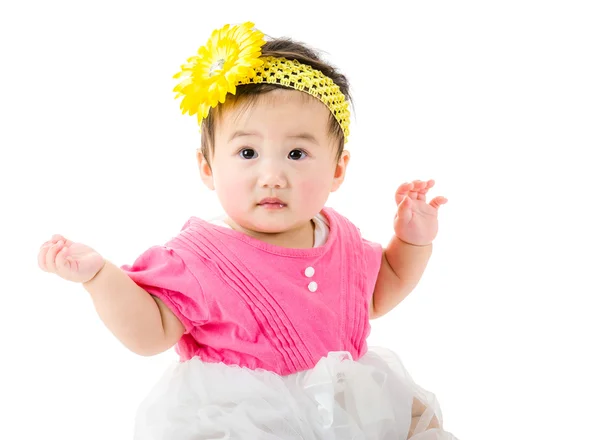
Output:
229 130 259 141
228 130 319 145
288 133 319 145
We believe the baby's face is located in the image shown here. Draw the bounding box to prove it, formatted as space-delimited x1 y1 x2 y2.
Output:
205 89 347 236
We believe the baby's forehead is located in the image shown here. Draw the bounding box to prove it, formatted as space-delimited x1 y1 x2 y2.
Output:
216 90 332 138
223 89 327 115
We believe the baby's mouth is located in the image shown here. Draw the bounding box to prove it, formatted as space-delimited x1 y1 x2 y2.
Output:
258 197 287 209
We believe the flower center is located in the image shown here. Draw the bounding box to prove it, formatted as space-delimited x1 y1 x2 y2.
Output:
209 58 225 76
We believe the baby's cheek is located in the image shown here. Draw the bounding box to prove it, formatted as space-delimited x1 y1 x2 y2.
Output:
217 177 246 209
298 177 330 204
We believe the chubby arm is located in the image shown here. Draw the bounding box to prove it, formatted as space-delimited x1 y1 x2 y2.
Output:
369 179 446 319
153 296 186 353
369 238 432 319
83 261 184 356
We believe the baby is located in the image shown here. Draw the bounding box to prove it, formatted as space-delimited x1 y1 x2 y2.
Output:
39 22 456 439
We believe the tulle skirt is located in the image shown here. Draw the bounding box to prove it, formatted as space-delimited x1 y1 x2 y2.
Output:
134 347 458 439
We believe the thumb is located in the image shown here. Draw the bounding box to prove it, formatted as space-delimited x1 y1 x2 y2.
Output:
397 196 412 222
399 195 411 208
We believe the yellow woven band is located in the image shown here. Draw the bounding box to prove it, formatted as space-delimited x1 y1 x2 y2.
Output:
173 22 350 142
236 56 350 142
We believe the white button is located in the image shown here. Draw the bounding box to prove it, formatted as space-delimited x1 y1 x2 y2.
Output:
305 266 315 277
308 281 318 292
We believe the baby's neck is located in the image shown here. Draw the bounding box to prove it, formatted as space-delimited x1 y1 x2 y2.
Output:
224 219 315 249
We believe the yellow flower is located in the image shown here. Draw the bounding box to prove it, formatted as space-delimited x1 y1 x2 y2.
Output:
173 22 265 123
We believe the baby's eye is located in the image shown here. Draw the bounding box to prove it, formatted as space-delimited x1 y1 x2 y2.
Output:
239 148 258 160
288 149 307 160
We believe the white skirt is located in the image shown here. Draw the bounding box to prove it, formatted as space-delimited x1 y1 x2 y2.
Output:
134 347 458 439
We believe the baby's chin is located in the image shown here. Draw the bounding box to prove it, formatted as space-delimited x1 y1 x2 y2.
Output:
238 220 292 235
228 215 307 236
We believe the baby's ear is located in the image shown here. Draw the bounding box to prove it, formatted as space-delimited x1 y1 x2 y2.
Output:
197 149 215 190
331 150 350 192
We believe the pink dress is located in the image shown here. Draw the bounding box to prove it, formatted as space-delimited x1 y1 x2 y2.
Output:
121 207 458 439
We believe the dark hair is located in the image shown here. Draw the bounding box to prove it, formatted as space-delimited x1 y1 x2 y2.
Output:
200 37 352 165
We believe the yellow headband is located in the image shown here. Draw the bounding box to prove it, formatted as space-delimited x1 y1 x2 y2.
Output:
173 22 350 142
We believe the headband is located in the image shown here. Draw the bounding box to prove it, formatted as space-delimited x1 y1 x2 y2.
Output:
173 22 350 142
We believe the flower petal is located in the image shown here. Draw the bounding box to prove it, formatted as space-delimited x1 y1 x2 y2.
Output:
173 22 265 124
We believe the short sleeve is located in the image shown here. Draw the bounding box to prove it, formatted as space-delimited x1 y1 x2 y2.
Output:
120 245 208 334
362 237 383 298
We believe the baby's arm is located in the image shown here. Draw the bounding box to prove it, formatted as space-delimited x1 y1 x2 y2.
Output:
369 239 432 319
83 261 185 356
370 180 445 319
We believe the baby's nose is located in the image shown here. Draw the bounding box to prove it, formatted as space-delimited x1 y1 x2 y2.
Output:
260 174 287 188
258 167 287 188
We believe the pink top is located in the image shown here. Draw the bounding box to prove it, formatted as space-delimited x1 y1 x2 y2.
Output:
121 207 382 376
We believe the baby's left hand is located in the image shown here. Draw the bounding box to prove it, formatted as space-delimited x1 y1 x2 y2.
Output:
394 179 447 246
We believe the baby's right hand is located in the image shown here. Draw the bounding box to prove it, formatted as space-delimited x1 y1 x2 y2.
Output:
38 234 106 283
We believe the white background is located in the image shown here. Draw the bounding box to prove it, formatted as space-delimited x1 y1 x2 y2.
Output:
1 1 599 439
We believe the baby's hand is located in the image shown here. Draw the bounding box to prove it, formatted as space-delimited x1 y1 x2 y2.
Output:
394 179 447 246
38 234 105 283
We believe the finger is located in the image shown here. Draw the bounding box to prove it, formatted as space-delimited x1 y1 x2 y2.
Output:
413 179 433 189
55 246 71 272
50 234 65 243
39 241 53 255
429 196 448 209
414 179 435 201
407 181 423 200
45 240 64 272
38 246 50 271
396 196 413 222
396 182 414 194
410 191 421 201
419 179 434 192
51 234 74 247
398 194 413 209
415 182 428 200
395 182 414 204
408 180 425 201
414 179 433 191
